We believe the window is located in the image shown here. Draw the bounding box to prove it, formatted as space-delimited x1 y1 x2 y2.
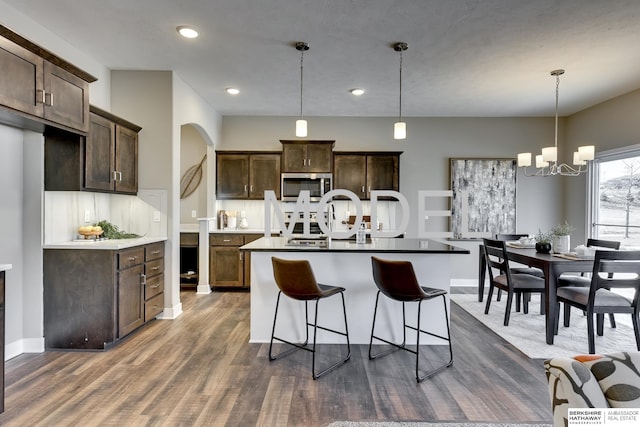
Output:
589 144 640 247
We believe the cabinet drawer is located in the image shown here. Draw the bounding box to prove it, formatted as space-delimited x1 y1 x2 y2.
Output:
210 234 243 246
145 274 164 300
180 233 198 246
118 247 144 269
145 242 164 261
145 258 164 277
144 292 163 321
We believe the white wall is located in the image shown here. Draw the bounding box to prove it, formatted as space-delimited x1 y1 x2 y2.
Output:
0 124 44 360
566 88 640 245
180 125 208 225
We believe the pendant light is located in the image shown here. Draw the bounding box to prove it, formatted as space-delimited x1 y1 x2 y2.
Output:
517 69 595 176
295 42 309 137
393 42 408 140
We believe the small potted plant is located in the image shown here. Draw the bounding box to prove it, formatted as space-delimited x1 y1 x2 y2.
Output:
534 229 552 254
550 221 575 254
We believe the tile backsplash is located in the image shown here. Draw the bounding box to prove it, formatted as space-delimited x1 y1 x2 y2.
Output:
44 189 168 243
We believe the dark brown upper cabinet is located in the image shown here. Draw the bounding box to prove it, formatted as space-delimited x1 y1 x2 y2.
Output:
216 152 281 199
44 106 141 194
280 140 334 173
0 25 96 133
85 106 140 194
333 152 402 199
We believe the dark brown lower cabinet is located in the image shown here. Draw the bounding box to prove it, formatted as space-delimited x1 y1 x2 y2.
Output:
209 233 262 288
43 242 164 350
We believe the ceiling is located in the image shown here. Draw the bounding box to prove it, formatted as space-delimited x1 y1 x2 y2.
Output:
4 0 640 117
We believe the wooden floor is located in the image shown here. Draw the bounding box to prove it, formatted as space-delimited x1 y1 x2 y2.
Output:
0 288 553 426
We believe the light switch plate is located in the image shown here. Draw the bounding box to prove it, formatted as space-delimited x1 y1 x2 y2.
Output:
84 210 90 223
191 210 197 218
153 211 161 222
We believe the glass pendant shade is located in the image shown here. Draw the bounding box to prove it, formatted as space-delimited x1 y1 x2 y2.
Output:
296 119 307 137
394 121 406 140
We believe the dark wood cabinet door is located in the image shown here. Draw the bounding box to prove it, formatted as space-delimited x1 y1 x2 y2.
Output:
334 154 366 198
0 36 44 118
210 246 243 287
85 112 115 191
250 153 281 199
118 264 144 338
115 125 138 194
43 61 90 132
306 143 333 172
367 154 400 197
282 143 307 172
281 141 334 172
216 154 249 199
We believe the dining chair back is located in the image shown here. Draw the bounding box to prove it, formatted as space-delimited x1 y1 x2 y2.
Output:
369 256 453 382
557 238 621 328
556 250 640 354
483 238 545 326
269 257 351 379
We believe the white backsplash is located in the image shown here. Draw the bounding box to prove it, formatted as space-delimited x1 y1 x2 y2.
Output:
214 199 399 233
44 189 168 243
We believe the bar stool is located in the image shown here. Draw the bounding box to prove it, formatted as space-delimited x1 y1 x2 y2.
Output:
369 256 453 382
269 257 351 379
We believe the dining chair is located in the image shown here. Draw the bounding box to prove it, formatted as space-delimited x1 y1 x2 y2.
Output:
269 257 351 379
495 233 545 314
557 238 621 328
483 238 546 326
555 250 640 354
369 256 453 382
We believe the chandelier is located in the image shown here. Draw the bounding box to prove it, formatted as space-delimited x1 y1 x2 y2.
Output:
295 42 309 137
517 69 594 176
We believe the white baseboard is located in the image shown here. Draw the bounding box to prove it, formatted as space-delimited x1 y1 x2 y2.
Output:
5 337 45 360
450 278 480 287
156 302 183 320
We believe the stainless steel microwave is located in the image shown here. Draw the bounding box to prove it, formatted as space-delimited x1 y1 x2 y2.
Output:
281 173 332 202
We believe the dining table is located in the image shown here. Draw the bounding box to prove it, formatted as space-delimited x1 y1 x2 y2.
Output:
478 243 594 345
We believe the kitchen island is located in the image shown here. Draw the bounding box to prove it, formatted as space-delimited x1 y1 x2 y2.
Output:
241 237 469 344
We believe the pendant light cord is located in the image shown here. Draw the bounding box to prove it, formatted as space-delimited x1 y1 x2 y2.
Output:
398 48 403 122
554 71 559 149
299 48 304 119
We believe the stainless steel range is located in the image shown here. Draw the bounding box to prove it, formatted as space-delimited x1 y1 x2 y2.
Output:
283 211 326 235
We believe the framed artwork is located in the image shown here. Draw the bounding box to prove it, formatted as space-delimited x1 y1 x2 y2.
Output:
449 158 517 238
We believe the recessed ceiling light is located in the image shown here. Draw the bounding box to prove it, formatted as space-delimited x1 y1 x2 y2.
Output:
177 26 199 39
350 88 365 96
226 88 240 95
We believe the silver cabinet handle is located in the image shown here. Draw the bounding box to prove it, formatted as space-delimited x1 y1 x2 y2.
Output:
223 239 231 242
46 92 54 106
151 266 160 271
37 89 46 104
140 273 147 284
117 171 123 182
244 184 247 192
152 250 160 255
361 186 365 193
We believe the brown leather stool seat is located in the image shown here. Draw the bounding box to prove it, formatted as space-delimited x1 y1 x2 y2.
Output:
269 257 351 379
369 256 453 382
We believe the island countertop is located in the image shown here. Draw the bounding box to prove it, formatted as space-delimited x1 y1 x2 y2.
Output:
240 236 469 254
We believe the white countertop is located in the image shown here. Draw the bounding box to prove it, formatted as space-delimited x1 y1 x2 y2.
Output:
0 264 12 271
43 236 167 250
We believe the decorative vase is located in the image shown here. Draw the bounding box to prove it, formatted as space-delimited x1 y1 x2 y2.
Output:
535 242 552 254
552 235 570 254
